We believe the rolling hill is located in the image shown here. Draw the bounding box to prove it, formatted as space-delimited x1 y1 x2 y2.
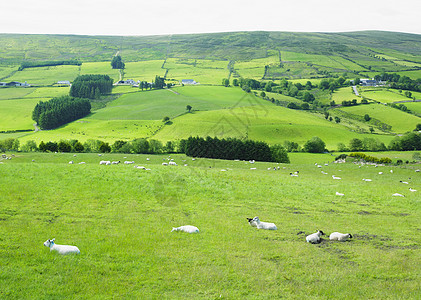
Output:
1 31 420 151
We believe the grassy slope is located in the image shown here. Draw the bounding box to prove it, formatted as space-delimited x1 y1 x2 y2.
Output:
0 152 420 298
339 104 420 133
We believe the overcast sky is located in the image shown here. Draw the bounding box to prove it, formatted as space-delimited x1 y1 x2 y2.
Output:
1 0 420 36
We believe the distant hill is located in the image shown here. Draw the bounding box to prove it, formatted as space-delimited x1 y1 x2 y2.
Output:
1 31 421 64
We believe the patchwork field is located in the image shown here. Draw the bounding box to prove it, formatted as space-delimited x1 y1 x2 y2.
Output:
0 152 420 298
339 103 420 133
360 88 411 103
6 65 80 86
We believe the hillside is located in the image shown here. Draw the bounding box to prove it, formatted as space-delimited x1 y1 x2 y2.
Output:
1 31 420 151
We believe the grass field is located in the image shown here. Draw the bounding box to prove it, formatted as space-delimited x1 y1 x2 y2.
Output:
0 152 420 298
332 87 360 103
360 88 411 103
80 62 120 82
123 60 165 82
0 98 43 131
6 65 80 86
339 103 420 133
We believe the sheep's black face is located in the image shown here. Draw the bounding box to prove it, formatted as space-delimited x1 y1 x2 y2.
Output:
246 218 253 223
319 230 325 235
349 234 353 238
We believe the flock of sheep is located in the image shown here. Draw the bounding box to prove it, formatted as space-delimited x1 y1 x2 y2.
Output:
39 155 419 254
43 216 352 255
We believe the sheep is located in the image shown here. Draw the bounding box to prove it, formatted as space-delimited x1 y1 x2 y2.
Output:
171 225 199 233
169 161 177 166
329 232 353 242
362 178 372 182
124 161 135 164
111 161 120 165
409 188 417 192
306 230 325 244
99 160 111 165
378 172 383 175
321 171 328 175
400 181 409 184
246 217 257 227
336 192 344 196
43 238 80 255
250 167 257 170
162 162 168 166
332 175 341 180
392 193 405 197
69 161 73 164
249 216 277 230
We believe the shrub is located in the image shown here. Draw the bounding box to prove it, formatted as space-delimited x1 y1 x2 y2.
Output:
303 137 326 153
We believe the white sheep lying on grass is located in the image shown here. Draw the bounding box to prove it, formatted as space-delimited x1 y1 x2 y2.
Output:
171 225 199 233
43 238 80 255
306 230 325 244
247 216 277 230
329 232 353 242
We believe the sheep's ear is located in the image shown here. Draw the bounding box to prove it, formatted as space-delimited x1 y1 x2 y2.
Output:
52 238 55 242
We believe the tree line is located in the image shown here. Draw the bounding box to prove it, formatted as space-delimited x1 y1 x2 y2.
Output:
70 74 113 99
18 59 81 71
32 96 91 130
111 55 125 69
375 72 421 93
180 136 289 163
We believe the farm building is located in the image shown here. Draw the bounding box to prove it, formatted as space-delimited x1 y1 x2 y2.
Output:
2 81 30 87
360 79 377 86
181 79 197 85
57 80 71 86
118 79 138 85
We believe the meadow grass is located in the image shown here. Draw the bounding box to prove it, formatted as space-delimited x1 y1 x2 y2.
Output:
332 87 360 103
23 86 70 98
123 60 165 82
0 152 420 299
6 65 80 86
18 119 163 144
360 88 410 103
339 103 421 133
0 87 37 100
0 65 18 79
80 62 120 82
0 98 43 131
403 102 421 115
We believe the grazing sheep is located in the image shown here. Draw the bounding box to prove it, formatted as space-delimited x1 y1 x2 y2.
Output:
169 161 177 166
250 216 277 230
171 225 199 233
290 173 298 177
321 171 328 175
124 161 135 164
336 192 344 196
43 238 80 255
378 172 383 175
111 161 120 165
400 181 409 184
250 167 257 170
332 175 341 180
415 169 420 173
246 217 257 227
329 232 353 242
362 178 372 182
392 193 405 197
100 160 111 165
162 162 168 166
306 230 325 244
409 188 417 192
69 161 73 164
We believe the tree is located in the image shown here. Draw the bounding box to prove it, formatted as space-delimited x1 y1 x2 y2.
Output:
73 141 84 153
349 138 364 151
163 116 170 124
270 145 290 163
154 76 165 89
186 105 192 113
287 102 298 109
111 55 125 69
222 78 230 87
364 114 371 121
304 137 326 153
301 103 310 110
99 142 111 153
232 79 239 86
369 126 375 134
415 124 421 131
324 112 329 119
334 116 341 123
303 92 315 103
58 141 71 152
21 140 38 152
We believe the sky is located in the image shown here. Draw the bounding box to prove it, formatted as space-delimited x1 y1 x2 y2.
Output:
1 0 420 36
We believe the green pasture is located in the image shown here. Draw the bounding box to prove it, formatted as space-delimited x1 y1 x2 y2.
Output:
123 60 165 82
18 119 163 144
0 152 420 298
24 86 70 98
339 103 421 133
92 86 259 121
164 58 229 85
235 56 279 79
396 70 421 80
0 87 36 100
153 104 394 149
6 65 80 86
403 102 421 115
0 98 42 131
80 62 120 82
360 88 411 103
0 65 17 79
332 87 360 103
266 62 319 79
